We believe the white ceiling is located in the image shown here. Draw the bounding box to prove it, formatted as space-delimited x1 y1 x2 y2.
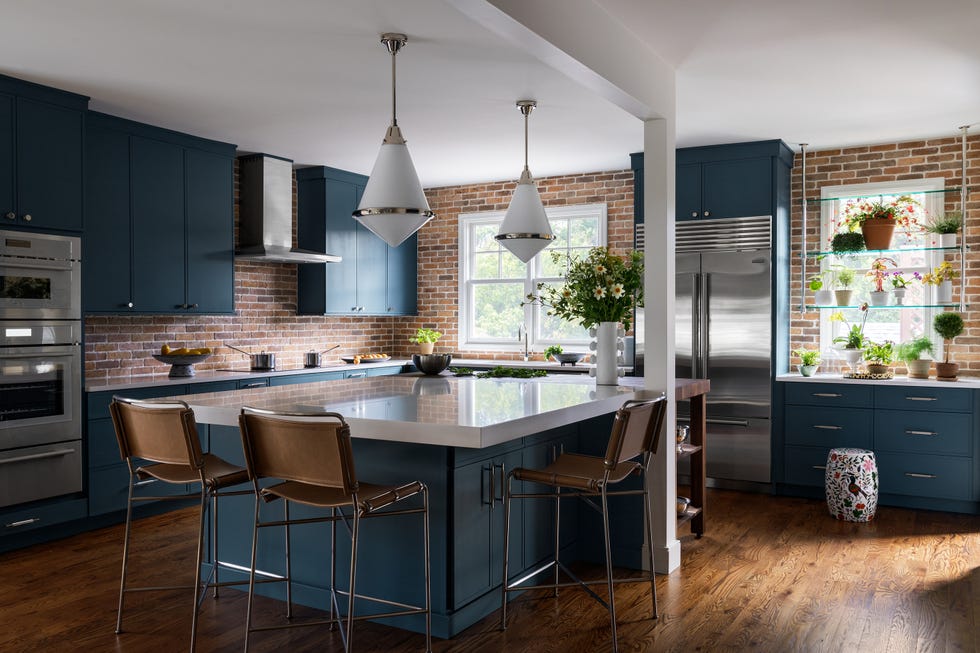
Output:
2 0 978 188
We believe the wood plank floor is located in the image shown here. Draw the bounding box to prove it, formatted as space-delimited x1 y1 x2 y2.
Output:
2 489 979 652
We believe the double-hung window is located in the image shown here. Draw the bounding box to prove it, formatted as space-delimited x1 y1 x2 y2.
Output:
818 178 946 356
458 203 606 352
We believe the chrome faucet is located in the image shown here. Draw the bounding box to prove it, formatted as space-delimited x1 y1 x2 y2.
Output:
517 325 529 361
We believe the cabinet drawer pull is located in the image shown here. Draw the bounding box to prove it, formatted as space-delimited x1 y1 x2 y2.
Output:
495 463 506 505
811 393 842 398
484 464 494 510
241 382 267 388
905 430 938 437
813 425 842 431
347 372 367 378
811 465 827 471
0 448 74 466
905 396 938 402
904 472 937 479
134 478 158 487
5 517 40 528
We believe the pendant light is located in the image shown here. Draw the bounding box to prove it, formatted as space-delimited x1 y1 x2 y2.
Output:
353 33 434 247
495 100 554 263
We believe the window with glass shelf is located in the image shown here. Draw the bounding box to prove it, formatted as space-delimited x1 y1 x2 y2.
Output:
808 179 952 356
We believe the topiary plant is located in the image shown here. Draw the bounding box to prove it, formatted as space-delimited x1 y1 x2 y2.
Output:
934 312 964 363
830 232 865 253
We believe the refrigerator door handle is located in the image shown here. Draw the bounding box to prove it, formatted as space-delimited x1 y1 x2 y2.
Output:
706 418 750 428
692 271 702 378
701 272 710 380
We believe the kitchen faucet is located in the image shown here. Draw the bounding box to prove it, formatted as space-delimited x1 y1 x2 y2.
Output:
517 324 529 361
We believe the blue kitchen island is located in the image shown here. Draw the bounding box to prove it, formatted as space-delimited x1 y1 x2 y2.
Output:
176 373 667 638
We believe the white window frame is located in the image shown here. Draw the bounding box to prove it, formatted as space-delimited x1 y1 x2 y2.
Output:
457 203 607 352
818 177 946 355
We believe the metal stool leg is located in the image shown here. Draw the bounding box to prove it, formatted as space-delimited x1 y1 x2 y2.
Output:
329 506 337 631
115 475 136 634
211 487 220 599
422 486 433 653
499 472 513 630
345 508 360 652
642 477 658 618
243 493 261 653
601 485 619 653
189 489 208 653
553 485 561 597
285 500 293 619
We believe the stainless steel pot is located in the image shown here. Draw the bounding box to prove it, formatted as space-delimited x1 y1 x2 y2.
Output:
225 343 277 370
304 344 340 368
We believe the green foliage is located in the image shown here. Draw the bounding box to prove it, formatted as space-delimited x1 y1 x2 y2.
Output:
793 348 821 366
831 232 865 254
933 312 964 341
863 341 895 365
475 366 548 379
410 328 442 344
896 336 934 362
923 211 961 234
835 268 856 289
808 275 823 292
543 344 563 360
524 247 643 331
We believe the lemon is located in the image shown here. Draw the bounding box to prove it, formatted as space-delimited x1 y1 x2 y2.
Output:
161 344 172 355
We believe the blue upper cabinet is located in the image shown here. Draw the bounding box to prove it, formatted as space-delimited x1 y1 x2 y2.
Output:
296 166 418 316
83 112 235 314
631 140 793 223
0 75 88 233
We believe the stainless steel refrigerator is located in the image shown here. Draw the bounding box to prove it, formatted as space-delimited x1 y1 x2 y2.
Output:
675 216 772 487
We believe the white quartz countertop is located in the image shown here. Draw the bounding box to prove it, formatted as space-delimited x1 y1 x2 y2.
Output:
776 373 980 388
174 374 658 449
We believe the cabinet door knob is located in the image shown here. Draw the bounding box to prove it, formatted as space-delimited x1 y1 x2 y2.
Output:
126 302 134 308
703 210 711 218
4 212 14 220
691 211 698 218
188 303 198 309
22 214 32 222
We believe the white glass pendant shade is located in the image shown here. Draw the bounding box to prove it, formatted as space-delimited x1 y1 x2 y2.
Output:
496 176 553 262
354 137 433 247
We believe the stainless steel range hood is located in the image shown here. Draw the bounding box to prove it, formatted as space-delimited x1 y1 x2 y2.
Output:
236 154 342 264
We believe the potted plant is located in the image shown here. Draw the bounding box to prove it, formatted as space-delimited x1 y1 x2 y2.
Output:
410 327 442 355
830 305 869 373
830 232 865 254
862 341 895 376
923 261 957 304
933 311 965 381
836 195 921 251
889 270 920 306
923 211 961 247
793 348 822 377
834 268 856 306
896 335 934 379
866 257 895 306
543 344 563 362
809 271 834 306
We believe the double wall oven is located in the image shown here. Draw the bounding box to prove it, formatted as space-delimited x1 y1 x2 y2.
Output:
0 230 82 508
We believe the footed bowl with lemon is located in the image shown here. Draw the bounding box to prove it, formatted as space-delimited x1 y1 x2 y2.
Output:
153 344 213 378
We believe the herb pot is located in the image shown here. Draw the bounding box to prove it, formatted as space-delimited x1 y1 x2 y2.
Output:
418 342 435 355
798 364 818 377
814 289 834 306
939 233 956 248
868 291 890 307
892 288 906 305
834 289 853 306
866 363 889 375
906 359 931 379
935 362 959 381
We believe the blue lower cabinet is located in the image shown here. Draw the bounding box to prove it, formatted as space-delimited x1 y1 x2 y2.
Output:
874 410 972 457
1 498 88 544
784 406 872 449
270 372 344 386
784 382 873 408
876 452 974 501
521 432 578 569
874 385 972 413
783 446 832 489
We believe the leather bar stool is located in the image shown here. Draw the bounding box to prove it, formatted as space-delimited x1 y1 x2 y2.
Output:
500 394 668 652
109 396 252 653
237 406 432 653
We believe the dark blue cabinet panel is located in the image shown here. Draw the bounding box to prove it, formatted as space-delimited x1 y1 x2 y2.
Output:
784 382 872 409
16 98 84 231
297 166 417 316
84 124 131 311
0 95 13 221
676 163 701 221
84 113 235 314
701 157 772 220
132 136 185 312
185 148 234 313
874 385 972 413
784 406 872 449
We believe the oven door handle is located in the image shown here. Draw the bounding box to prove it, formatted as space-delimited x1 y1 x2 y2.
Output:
0 449 75 466
0 255 74 272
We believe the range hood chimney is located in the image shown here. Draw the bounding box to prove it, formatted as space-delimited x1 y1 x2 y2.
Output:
235 154 342 264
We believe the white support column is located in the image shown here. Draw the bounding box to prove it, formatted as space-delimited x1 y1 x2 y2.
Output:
643 117 679 574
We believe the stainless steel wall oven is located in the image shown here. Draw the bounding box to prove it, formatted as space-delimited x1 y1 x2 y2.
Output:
0 230 82 509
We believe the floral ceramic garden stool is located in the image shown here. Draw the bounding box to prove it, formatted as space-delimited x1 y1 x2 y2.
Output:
825 448 878 522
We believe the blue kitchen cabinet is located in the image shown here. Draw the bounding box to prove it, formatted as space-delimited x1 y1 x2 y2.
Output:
297 165 418 316
0 74 88 233
83 112 235 314
521 429 579 571
270 371 345 386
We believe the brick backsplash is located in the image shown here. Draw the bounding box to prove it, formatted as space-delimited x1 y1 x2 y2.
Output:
789 134 980 375
84 165 634 381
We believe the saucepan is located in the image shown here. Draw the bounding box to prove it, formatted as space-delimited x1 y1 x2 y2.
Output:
304 344 341 368
225 343 277 371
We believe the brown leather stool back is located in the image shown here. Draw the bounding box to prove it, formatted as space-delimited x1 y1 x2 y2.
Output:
110 399 204 469
238 411 357 493
603 396 668 468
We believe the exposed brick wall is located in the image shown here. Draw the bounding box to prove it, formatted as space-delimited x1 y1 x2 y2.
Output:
789 134 980 375
85 165 634 381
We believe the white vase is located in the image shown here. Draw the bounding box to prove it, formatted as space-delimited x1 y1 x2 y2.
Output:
936 280 953 304
868 290 889 307
590 321 623 385
839 347 863 373
814 289 834 306
892 288 906 305
939 233 957 248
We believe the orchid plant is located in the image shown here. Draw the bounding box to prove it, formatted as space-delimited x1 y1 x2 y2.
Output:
890 270 920 289
922 261 957 286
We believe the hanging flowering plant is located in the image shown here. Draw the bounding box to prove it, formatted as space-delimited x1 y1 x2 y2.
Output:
835 194 923 235
524 247 643 331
